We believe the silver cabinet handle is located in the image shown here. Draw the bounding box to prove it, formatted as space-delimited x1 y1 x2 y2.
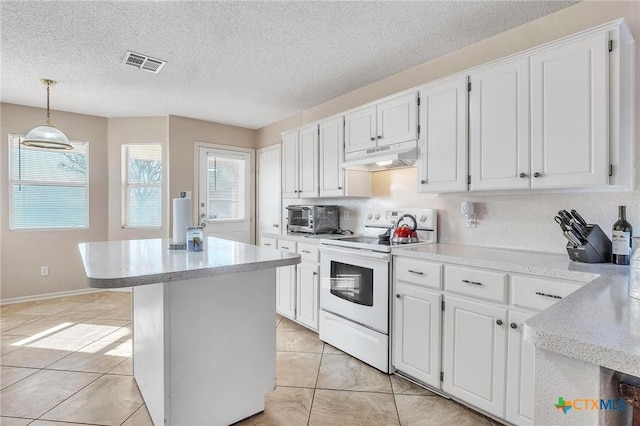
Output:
462 279 482 286
281 246 290 250
535 291 562 300
264 243 272 246
408 270 424 275
302 250 311 254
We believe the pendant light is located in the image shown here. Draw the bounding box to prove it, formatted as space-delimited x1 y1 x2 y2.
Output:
22 79 72 150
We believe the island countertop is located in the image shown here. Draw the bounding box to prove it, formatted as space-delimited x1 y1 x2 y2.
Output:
78 237 301 289
392 243 640 377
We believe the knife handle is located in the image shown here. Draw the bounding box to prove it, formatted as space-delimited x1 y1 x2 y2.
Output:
570 209 588 227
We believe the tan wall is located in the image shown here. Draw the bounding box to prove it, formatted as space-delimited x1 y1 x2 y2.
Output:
167 115 257 235
262 1 640 254
0 103 108 300
107 117 169 241
256 112 302 149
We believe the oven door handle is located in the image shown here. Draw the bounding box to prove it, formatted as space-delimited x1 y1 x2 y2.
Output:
319 245 391 261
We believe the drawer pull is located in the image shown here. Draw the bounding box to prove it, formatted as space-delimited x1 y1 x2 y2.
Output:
281 246 290 250
264 243 271 246
302 250 311 254
408 270 424 275
535 291 562 300
462 279 483 286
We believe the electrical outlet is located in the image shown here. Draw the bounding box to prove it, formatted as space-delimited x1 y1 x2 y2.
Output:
466 217 477 228
40 266 49 276
343 209 350 221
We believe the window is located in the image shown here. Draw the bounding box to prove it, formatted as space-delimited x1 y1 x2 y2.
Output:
122 144 162 228
9 134 88 230
204 151 247 221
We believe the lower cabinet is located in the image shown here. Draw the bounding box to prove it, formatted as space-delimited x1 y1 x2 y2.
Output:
275 240 297 320
296 260 319 330
393 282 441 388
506 309 536 426
442 295 507 418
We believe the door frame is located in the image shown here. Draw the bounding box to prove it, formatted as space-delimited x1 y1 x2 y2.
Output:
193 141 255 244
256 144 281 243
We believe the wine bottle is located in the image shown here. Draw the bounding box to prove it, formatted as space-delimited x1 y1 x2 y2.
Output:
612 205 632 265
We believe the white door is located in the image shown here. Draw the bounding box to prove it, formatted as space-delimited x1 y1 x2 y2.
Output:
393 283 441 388
418 77 468 193
298 124 319 198
257 145 281 241
470 57 530 190
344 105 377 153
530 32 609 188
319 116 345 197
506 309 535 426
296 262 319 330
281 131 299 198
198 146 252 243
377 92 418 147
443 295 507 418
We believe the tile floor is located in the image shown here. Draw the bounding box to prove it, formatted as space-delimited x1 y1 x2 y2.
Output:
1 291 498 426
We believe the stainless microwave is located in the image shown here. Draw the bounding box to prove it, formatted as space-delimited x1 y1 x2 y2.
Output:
286 205 340 234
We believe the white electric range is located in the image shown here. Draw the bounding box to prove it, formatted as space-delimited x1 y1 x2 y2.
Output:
318 209 437 372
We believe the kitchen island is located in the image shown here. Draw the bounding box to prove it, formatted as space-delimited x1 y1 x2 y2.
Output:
78 237 300 426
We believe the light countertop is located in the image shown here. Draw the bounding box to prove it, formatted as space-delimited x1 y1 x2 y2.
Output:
78 237 300 289
393 243 640 377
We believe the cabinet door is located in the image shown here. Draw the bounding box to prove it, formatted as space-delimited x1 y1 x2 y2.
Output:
418 77 468 193
443 295 507 417
276 265 296 320
281 131 299 198
506 310 535 426
470 58 530 190
319 117 345 197
377 92 418 147
344 105 377 153
530 32 609 188
392 282 441 388
298 125 319 198
296 262 319 331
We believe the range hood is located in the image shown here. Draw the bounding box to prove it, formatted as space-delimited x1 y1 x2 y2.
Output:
342 140 418 172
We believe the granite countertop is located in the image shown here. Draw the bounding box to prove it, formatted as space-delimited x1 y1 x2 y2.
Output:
392 243 640 377
78 237 300 289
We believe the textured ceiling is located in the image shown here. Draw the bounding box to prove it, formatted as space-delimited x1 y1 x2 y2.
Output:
1 1 577 130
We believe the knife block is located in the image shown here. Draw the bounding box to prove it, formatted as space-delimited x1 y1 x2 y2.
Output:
566 225 612 263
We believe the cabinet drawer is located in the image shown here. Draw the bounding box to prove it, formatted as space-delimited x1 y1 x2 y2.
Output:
261 237 277 248
445 265 507 303
297 243 319 262
277 240 297 252
512 275 581 311
395 258 442 290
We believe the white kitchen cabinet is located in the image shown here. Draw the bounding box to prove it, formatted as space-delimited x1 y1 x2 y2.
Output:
530 31 610 189
393 281 442 388
443 295 507 418
319 116 370 198
417 77 468 193
506 309 535 426
281 130 299 198
469 57 530 191
296 261 319 331
345 92 418 154
282 125 318 198
275 239 297 319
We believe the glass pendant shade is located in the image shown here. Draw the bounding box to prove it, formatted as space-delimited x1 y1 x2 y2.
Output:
22 78 73 150
23 124 72 150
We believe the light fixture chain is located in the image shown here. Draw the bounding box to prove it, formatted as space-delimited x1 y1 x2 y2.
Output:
46 81 51 125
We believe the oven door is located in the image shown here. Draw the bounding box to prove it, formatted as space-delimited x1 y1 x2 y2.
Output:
319 245 390 334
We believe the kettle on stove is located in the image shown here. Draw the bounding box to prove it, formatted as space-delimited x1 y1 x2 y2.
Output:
392 214 419 244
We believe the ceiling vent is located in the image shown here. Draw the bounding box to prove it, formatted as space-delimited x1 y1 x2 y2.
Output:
122 51 166 74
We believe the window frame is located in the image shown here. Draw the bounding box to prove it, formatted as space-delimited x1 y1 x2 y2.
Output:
8 134 89 231
121 143 163 229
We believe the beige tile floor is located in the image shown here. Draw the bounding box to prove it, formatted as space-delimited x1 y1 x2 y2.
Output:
1 291 499 426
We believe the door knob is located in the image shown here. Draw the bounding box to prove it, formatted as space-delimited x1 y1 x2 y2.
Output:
201 202 205 208
200 213 206 218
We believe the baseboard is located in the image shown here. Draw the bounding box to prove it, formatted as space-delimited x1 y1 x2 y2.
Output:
0 287 130 306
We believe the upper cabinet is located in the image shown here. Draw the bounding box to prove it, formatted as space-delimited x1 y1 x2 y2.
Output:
345 92 418 154
530 32 609 189
318 117 370 198
469 57 530 191
282 124 318 198
417 77 468 193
